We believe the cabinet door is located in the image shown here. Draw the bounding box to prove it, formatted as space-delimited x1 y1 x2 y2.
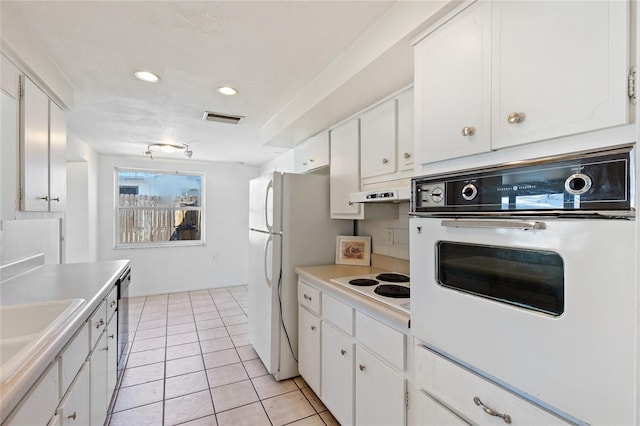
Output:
361 99 396 178
48 101 66 211
90 332 108 426
294 132 329 173
6 360 59 425
355 346 406 426
396 89 414 171
298 306 321 396
107 315 118 400
321 322 354 426
294 140 310 174
20 76 50 211
329 118 362 218
492 1 629 149
414 2 491 164
60 362 91 426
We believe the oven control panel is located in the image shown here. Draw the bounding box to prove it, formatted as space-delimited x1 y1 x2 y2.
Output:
411 145 633 216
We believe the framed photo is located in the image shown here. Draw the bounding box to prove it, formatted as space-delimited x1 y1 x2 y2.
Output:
335 235 371 266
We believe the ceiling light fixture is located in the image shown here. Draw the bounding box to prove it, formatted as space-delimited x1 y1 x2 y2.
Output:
134 70 160 83
218 86 237 96
144 143 193 159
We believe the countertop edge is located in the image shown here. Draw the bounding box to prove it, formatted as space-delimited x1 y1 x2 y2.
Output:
0 260 130 424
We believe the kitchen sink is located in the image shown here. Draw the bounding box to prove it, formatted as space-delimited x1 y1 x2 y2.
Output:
0 299 85 383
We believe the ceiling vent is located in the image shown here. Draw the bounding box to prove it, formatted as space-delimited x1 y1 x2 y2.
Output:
202 111 244 124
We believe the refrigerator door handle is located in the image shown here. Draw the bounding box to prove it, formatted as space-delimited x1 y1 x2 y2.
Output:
264 234 273 288
265 180 273 232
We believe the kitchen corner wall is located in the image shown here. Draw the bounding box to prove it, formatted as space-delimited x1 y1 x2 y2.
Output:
97 155 260 297
357 202 410 260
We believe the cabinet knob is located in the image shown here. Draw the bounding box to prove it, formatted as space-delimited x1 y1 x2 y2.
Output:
340 349 346 356
403 152 411 159
473 397 512 424
303 294 312 301
109 334 115 339
507 112 525 124
309 158 315 163
381 158 389 164
67 412 77 421
110 300 117 308
461 126 476 137
51 197 60 202
96 319 105 328
302 162 308 166
311 325 316 331
359 364 366 371
37 196 49 201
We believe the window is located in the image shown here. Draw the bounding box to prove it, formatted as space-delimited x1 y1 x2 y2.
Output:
115 168 204 247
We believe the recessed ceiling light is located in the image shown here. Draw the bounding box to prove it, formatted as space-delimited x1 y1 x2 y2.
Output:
134 71 160 83
218 86 237 96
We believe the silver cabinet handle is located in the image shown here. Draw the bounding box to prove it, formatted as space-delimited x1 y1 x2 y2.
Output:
473 397 512 424
109 334 115 339
461 126 475 136
441 219 545 231
340 349 346 355
110 300 116 308
403 152 411 159
310 325 316 331
67 412 77 421
96 319 105 328
359 364 366 371
37 196 49 201
51 197 60 202
303 294 312 301
302 162 307 166
381 158 389 164
507 112 524 123
309 158 315 163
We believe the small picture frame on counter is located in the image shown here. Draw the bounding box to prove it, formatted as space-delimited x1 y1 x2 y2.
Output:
335 235 371 266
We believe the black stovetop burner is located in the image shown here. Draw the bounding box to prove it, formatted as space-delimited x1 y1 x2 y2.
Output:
348 278 379 286
376 273 410 283
374 284 410 298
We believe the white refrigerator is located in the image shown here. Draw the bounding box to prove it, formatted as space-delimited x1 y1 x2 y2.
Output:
248 172 352 380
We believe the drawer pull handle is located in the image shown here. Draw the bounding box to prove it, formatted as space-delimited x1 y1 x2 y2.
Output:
109 334 115 339
110 300 117 308
359 364 366 372
96 319 105 328
51 197 60 202
303 294 312 301
473 397 512 424
67 412 77 421
340 349 346 356
310 326 316 331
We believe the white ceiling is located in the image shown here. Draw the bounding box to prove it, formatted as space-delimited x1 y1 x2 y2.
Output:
4 1 399 165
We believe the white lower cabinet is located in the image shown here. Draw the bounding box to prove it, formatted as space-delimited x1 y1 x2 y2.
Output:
106 314 118 403
58 362 91 426
90 330 109 426
411 385 469 426
355 346 406 426
298 306 321 396
321 321 355 426
5 360 60 425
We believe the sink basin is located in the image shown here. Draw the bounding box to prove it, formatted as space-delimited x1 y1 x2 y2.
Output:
0 299 85 383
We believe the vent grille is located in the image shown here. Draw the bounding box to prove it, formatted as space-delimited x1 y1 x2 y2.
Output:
202 111 244 124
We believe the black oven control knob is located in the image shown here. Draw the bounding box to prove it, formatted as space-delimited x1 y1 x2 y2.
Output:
564 173 592 195
461 183 478 201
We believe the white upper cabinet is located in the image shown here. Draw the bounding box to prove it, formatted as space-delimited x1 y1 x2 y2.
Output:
361 99 396 179
330 118 362 219
492 0 629 150
20 76 67 211
396 89 414 171
414 0 630 164
294 131 329 174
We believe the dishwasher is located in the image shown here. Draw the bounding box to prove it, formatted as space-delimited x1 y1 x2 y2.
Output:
116 266 131 377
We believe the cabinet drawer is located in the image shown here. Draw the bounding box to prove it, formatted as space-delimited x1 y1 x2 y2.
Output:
106 285 118 321
89 300 107 349
322 293 353 335
355 311 405 370
59 322 89 392
298 281 320 315
414 345 571 425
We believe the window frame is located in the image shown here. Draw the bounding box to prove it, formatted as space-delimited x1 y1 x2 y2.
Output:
114 167 205 249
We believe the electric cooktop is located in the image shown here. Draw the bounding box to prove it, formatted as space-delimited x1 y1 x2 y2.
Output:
330 272 410 313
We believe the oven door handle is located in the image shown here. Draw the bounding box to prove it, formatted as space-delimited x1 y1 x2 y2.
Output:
441 219 545 230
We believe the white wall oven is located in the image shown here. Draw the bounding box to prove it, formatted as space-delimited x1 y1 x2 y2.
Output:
410 145 636 425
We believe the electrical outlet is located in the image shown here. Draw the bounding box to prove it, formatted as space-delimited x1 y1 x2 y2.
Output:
386 229 394 245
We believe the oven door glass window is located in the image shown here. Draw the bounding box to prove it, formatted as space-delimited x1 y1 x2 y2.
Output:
437 242 564 316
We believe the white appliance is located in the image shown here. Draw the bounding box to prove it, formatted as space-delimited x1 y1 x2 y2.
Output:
330 273 410 313
409 145 637 425
248 172 352 380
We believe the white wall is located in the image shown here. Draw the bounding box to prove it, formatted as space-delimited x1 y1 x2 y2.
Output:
66 161 89 263
97 155 259 297
357 202 410 260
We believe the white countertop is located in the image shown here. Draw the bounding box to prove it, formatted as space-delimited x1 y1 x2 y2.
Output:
0 259 130 423
295 264 410 329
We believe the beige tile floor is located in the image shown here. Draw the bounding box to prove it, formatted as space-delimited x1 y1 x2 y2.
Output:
108 286 339 426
